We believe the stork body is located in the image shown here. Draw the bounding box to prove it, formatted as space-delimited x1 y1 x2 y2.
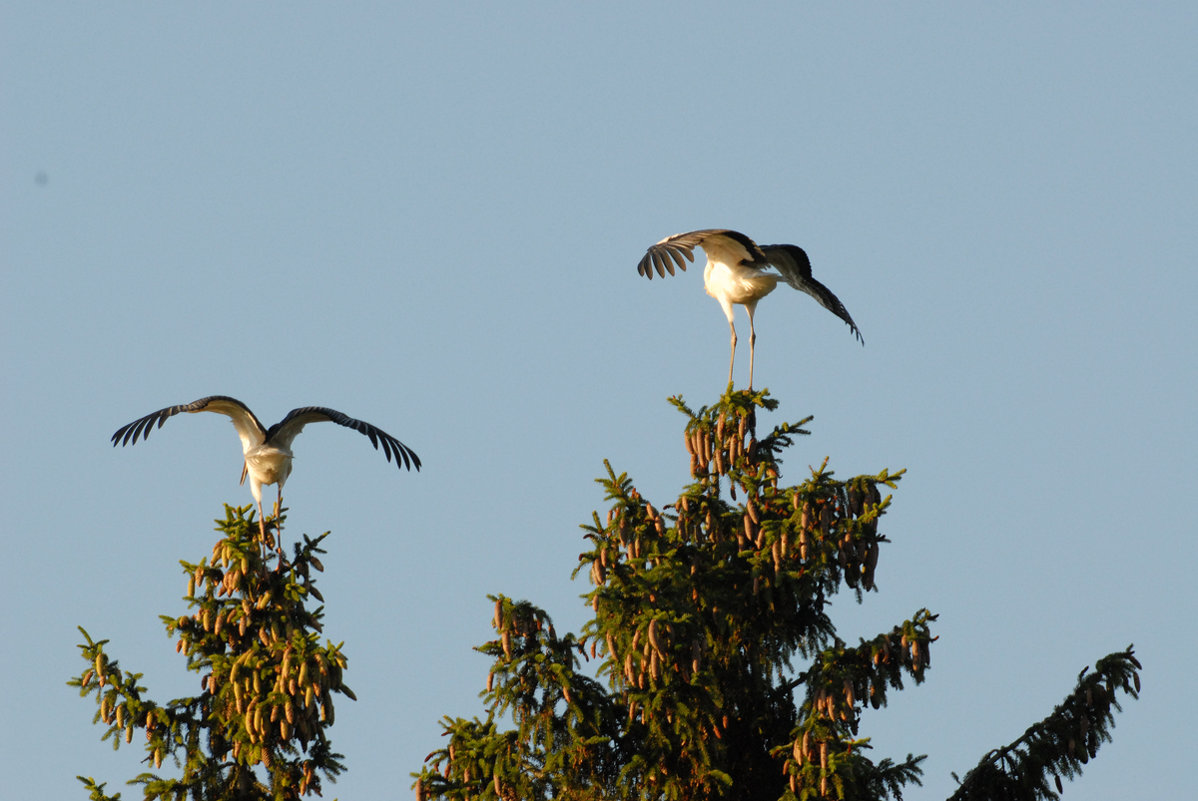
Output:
112 395 420 544
638 229 862 388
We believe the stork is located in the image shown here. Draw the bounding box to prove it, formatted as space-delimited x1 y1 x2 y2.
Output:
112 395 421 547
638 229 863 388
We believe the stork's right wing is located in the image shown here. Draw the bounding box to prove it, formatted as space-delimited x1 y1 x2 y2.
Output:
268 407 421 472
637 229 764 279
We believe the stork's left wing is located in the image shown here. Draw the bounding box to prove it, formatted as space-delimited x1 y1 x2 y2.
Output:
111 395 269 451
760 244 864 344
267 407 421 471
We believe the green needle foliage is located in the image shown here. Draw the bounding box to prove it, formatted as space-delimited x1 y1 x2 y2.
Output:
948 648 1142 801
414 389 1140 801
71 506 353 800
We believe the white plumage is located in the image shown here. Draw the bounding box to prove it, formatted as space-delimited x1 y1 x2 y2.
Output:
638 229 862 388
112 395 420 540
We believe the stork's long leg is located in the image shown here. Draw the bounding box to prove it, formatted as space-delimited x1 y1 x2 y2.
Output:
746 304 758 390
274 486 284 558
727 318 737 387
256 500 268 558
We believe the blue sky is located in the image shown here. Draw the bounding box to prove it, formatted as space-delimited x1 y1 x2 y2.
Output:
3 3 1194 798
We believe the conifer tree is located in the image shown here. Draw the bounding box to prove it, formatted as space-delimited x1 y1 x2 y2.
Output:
414 390 1140 801
71 506 353 800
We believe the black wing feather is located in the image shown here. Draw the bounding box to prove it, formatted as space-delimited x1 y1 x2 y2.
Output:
760 244 864 344
638 229 766 279
111 395 263 446
269 407 421 471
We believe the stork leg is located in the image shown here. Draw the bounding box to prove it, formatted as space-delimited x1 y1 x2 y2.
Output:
274 486 285 559
255 500 268 560
248 470 268 561
746 304 759 390
727 318 738 388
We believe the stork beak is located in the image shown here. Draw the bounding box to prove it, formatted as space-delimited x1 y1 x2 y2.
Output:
240 463 248 486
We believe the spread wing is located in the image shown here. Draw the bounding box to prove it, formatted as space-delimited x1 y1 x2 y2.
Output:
267 407 421 471
760 244 864 344
637 229 766 278
112 395 269 454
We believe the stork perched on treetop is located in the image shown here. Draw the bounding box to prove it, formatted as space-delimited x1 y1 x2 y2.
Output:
112 396 421 545
637 229 863 388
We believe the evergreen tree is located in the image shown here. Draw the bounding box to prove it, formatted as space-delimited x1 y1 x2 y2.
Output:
414 390 1140 801
71 506 353 800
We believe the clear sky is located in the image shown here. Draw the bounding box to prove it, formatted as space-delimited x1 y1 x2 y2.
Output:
3 3 1194 799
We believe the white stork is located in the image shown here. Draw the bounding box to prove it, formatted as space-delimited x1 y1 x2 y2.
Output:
638 229 863 388
112 395 421 543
